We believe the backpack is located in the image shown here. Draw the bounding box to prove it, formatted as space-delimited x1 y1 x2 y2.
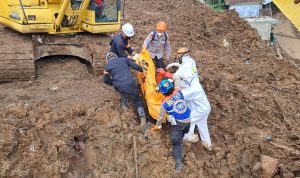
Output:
150 31 168 45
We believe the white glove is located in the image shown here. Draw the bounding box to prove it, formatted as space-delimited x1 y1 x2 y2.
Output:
132 53 140 61
166 63 180 70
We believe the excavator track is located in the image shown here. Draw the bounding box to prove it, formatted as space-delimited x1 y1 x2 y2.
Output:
0 25 111 82
0 25 35 82
0 24 112 82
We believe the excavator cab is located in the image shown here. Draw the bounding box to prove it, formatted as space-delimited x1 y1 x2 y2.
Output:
88 0 119 23
0 0 122 81
0 0 121 34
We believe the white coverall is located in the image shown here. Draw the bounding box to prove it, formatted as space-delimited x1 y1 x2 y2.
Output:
170 55 212 146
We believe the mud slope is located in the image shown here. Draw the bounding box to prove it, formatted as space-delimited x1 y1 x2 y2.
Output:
0 0 299 178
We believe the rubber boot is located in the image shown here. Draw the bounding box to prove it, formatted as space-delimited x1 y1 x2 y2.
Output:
175 160 183 173
137 107 146 131
120 94 129 112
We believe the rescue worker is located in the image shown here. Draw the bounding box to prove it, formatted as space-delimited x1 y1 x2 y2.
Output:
142 21 171 69
103 52 146 128
110 23 135 59
167 47 212 151
152 79 191 172
95 0 104 20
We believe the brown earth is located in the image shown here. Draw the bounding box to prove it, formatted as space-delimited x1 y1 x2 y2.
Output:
1 0 300 178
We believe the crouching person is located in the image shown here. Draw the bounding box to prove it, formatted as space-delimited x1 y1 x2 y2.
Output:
151 79 191 172
103 52 146 128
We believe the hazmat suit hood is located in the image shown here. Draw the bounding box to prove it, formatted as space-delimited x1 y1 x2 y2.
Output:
173 55 206 100
176 55 199 84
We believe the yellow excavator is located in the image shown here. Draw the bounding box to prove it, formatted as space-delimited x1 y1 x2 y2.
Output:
273 0 300 32
0 0 121 81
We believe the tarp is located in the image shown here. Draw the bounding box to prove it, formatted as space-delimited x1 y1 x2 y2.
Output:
136 50 166 120
273 0 300 32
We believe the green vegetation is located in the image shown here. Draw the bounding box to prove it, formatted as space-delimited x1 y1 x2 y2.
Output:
204 0 225 12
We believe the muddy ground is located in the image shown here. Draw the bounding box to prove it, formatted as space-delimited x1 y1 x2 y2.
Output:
0 0 300 177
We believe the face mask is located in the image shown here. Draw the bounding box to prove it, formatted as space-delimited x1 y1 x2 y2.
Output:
178 57 183 64
157 33 163 36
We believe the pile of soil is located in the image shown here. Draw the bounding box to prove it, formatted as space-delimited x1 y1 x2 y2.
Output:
0 0 299 177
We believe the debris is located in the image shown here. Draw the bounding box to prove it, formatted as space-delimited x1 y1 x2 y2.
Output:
276 47 283 60
29 144 36 152
37 36 43 44
265 135 273 142
49 86 59 91
269 141 299 153
133 135 138 178
223 39 229 47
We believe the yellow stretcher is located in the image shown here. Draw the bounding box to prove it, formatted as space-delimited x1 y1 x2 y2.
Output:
136 50 165 120
273 0 300 32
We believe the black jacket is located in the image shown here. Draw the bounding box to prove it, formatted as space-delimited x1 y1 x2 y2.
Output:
110 33 133 57
103 57 143 93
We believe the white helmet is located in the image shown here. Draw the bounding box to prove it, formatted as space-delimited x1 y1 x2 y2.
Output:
122 23 134 37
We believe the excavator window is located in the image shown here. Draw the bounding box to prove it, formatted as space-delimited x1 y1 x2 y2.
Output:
89 0 120 22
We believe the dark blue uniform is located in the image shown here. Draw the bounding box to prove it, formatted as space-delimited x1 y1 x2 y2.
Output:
162 90 190 163
110 34 134 57
103 57 143 108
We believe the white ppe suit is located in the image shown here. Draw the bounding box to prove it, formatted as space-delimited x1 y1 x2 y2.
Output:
169 55 212 146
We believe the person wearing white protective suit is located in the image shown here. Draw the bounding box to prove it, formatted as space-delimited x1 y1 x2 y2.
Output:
166 47 212 151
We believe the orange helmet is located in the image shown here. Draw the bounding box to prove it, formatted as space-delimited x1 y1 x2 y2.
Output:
156 21 167 33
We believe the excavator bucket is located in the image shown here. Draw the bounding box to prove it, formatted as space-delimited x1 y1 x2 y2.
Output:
136 50 166 121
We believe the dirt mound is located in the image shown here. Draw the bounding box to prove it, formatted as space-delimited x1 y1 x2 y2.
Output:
0 0 300 177
130 0 300 177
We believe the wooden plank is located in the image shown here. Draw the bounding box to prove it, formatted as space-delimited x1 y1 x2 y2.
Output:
133 136 139 178
0 54 34 60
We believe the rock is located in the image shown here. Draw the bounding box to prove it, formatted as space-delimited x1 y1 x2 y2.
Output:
261 155 278 178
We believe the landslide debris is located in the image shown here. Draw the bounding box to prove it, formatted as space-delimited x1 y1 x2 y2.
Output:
0 0 299 177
